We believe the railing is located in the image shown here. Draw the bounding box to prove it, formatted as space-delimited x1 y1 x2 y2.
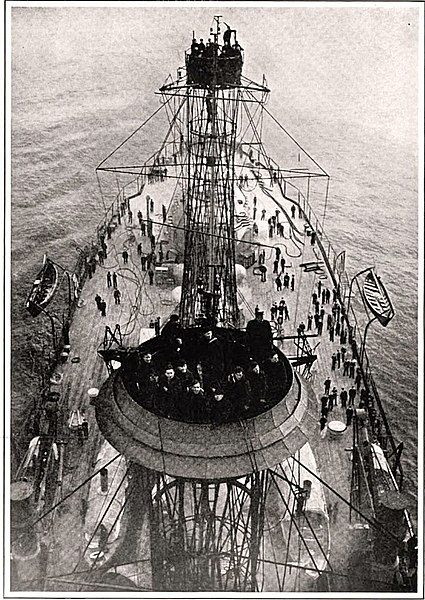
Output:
95 171 146 241
35 170 148 402
281 177 404 487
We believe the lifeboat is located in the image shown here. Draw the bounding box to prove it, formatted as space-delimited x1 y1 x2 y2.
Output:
362 269 395 327
25 256 59 317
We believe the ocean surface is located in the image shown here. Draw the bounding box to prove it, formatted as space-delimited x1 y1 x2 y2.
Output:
10 8 419 518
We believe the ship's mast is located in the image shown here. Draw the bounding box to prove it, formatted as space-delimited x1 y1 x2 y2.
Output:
177 15 241 328
95 17 351 595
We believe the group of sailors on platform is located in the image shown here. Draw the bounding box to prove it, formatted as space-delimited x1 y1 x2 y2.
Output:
190 25 243 60
129 311 288 423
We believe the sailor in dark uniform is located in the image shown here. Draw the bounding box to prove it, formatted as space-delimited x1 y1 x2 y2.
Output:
191 38 199 55
233 41 244 54
161 314 182 341
263 352 287 402
223 25 232 46
246 361 267 410
227 366 252 414
185 380 207 422
246 311 273 363
175 358 195 392
204 39 213 57
209 386 232 423
198 38 206 54
161 314 183 360
196 329 225 389
133 351 158 409
157 365 182 417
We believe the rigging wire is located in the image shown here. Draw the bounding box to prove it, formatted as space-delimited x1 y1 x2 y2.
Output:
240 94 276 181
255 98 329 178
135 216 299 254
292 223 306 328
262 491 284 591
18 556 153 585
276 460 333 573
19 453 121 533
95 170 108 215
71 459 128 575
242 554 393 588
46 577 152 592
96 97 174 171
268 470 321 578
281 476 295 589
294 449 302 592
156 415 169 479
321 175 331 228
76 467 136 591
290 454 401 544
23 549 394 592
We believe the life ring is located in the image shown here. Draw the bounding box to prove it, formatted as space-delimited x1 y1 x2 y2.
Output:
50 372 63 385
71 356 81 364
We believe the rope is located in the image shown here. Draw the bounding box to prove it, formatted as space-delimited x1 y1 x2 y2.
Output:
274 464 333 573
96 97 173 170
321 176 331 228
156 416 168 478
290 454 400 543
268 470 321 580
262 494 284 591
22 453 121 531
78 470 138 591
258 100 329 178
293 226 306 328
73 463 129 577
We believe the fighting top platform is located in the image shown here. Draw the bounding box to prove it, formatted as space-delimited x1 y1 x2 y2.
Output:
94 327 317 480
186 23 243 87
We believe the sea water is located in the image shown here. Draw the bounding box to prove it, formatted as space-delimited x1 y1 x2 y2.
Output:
10 7 419 518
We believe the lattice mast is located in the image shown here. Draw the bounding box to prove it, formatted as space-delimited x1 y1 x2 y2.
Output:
179 17 241 328
147 469 268 592
143 20 306 592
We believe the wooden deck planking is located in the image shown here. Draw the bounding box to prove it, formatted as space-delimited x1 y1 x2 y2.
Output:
239 172 372 590
43 164 371 591
43 180 181 589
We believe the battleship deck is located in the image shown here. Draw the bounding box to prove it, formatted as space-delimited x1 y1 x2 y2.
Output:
39 160 380 592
